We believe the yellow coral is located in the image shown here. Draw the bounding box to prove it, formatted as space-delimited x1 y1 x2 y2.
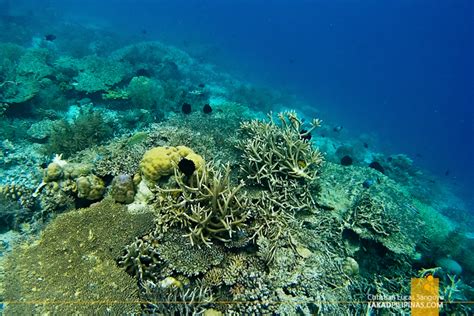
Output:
76 174 105 200
43 162 63 182
139 146 204 182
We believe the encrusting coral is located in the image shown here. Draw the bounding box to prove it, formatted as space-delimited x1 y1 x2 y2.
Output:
3 199 155 315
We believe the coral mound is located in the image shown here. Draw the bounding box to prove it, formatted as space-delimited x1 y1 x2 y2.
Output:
140 146 204 182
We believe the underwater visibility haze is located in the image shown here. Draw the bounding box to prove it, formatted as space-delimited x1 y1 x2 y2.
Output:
0 0 473 314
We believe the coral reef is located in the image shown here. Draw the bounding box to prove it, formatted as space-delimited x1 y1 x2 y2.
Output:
0 22 472 314
155 163 251 247
110 174 136 204
76 174 105 200
3 199 155 315
139 145 204 183
239 111 323 184
73 55 129 93
44 109 113 158
127 76 165 110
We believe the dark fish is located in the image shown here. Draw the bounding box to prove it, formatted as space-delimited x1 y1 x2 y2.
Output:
203 104 212 114
300 129 312 141
363 179 374 188
363 142 368 148
369 161 385 174
178 158 195 176
182 103 192 114
445 170 450 176
333 125 343 132
141 29 147 35
44 34 56 41
340 155 353 166
136 68 151 77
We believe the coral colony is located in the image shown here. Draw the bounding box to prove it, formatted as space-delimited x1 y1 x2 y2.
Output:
0 37 472 315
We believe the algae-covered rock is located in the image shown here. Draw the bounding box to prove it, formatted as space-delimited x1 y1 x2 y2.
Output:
3 198 155 315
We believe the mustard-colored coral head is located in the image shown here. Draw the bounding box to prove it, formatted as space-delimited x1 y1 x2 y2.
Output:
139 146 204 182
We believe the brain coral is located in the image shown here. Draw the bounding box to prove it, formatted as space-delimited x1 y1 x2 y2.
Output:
139 146 204 182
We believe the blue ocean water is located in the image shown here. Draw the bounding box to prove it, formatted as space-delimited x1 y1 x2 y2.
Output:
44 0 473 205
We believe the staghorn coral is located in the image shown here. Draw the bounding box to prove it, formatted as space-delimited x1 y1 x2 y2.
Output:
156 163 252 247
238 111 323 183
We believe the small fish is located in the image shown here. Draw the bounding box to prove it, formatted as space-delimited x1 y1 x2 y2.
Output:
363 142 369 148
445 169 450 176
44 34 56 41
333 125 343 132
203 104 212 114
362 179 374 188
299 129 312 141
189 90 204 96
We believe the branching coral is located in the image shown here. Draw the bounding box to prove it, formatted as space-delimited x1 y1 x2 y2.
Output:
238 111 323 183
156 163 252 247
118 235 163 283
44 109 113 157
141 279 214 315
238 111 323 218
